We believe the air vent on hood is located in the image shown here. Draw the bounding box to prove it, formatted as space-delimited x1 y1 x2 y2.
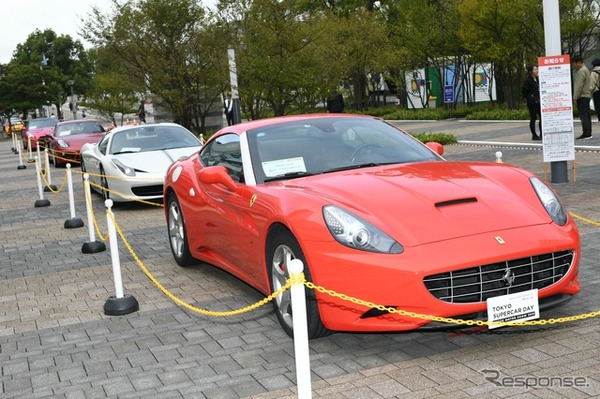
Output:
435 197 477 208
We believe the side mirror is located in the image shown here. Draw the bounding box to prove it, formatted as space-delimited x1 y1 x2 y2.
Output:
426 142 444 156
198 166 237 191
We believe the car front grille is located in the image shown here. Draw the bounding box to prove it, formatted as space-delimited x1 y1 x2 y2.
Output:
131 184 163 197
423 251 574 303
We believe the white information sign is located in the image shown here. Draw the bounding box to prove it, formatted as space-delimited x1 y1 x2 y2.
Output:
262 157 307 177
538 55 575 162
487 289 540 329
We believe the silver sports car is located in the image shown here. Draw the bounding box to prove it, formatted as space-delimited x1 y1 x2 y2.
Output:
80 123 203 202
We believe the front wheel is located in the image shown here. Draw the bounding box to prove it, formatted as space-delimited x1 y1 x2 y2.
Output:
267 228 331 339
100 166 110 201
52 150 63 167
167 194 194 266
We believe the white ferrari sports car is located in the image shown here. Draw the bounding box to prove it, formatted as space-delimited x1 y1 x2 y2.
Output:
81 123 202 202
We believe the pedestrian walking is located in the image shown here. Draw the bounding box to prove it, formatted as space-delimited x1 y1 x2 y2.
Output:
522 65 542 141
572 55 593 140
224 93 234 126
326 92 344 113
590 58 600 123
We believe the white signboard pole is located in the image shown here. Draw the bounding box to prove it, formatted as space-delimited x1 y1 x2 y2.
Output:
542 0 569 182
538 55 575 162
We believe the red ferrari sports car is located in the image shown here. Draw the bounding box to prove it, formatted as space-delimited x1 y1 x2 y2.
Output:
21 117 58 150
164 114 580 339
47 119 106 167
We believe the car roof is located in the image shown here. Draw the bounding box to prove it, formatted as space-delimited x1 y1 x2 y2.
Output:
108 122 186 134
218 113 377 134
57 119 101 125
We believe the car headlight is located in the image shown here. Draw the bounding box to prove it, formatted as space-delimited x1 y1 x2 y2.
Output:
57 139 69 148
530 177 567 226
323 205 403 254
112 158 136 176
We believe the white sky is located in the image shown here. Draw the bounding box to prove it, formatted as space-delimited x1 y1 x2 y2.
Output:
1 0 216 64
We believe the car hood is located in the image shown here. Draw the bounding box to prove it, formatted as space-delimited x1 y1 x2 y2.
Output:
61 133 105 149
28 127 55 138
114 147 201 173
280 162 550 247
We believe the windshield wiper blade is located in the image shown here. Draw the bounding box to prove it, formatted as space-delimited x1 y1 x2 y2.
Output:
323 162 396 173
264 171 315 182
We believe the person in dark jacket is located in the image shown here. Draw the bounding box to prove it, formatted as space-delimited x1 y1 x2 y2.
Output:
572 54 593 139
326 92 344 113
522 65 542 141
589 58 600 123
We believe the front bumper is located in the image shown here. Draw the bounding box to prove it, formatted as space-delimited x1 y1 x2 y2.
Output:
107 173 165 202
303 222 580 332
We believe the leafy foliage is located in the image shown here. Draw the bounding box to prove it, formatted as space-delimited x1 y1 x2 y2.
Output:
0 29 91 118
411 132 457 145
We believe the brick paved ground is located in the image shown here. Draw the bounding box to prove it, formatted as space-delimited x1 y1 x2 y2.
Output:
1 121 599 398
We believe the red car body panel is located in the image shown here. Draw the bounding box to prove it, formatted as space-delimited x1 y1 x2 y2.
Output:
164 114 580 333
21 118 59 150
49 120 105 166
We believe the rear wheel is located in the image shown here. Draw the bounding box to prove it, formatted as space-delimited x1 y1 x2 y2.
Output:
267 227 331 339
167 194 194 266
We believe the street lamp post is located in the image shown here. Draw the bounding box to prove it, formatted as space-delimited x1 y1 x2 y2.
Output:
67 80 76 120
227 48 242 125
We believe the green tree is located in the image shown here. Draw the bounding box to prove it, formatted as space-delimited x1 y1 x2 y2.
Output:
560 0 600 58
0 29 91 119
83 48 141 126
383 0 464 108
84 0 224 131
457 0 544 107
231 0 345 116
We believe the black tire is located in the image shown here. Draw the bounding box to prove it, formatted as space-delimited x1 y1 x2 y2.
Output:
100 166 110 201
167 193 194 266
53 150 63 167
267 227 331 339
81 159 89 185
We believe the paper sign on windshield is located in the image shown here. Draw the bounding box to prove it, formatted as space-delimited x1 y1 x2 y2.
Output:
262 157 307 177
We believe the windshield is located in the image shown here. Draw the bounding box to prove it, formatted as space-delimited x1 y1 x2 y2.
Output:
56 121 104 137
247 116 442 184
109 125 201 154
28 118 58 129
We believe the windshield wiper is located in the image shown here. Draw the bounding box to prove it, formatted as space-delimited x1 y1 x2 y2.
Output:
322 162 396 173
264 171 316 182
112 150 138 155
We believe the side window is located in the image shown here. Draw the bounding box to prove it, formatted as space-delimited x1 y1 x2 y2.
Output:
199 134 244 183
98 137 109 155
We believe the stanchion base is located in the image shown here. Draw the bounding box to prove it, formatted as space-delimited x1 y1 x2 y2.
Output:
17 165 27 170
34 199 51 207
104 294 139 316
44 185 57 192
81 240 106 253
64 218 84 229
